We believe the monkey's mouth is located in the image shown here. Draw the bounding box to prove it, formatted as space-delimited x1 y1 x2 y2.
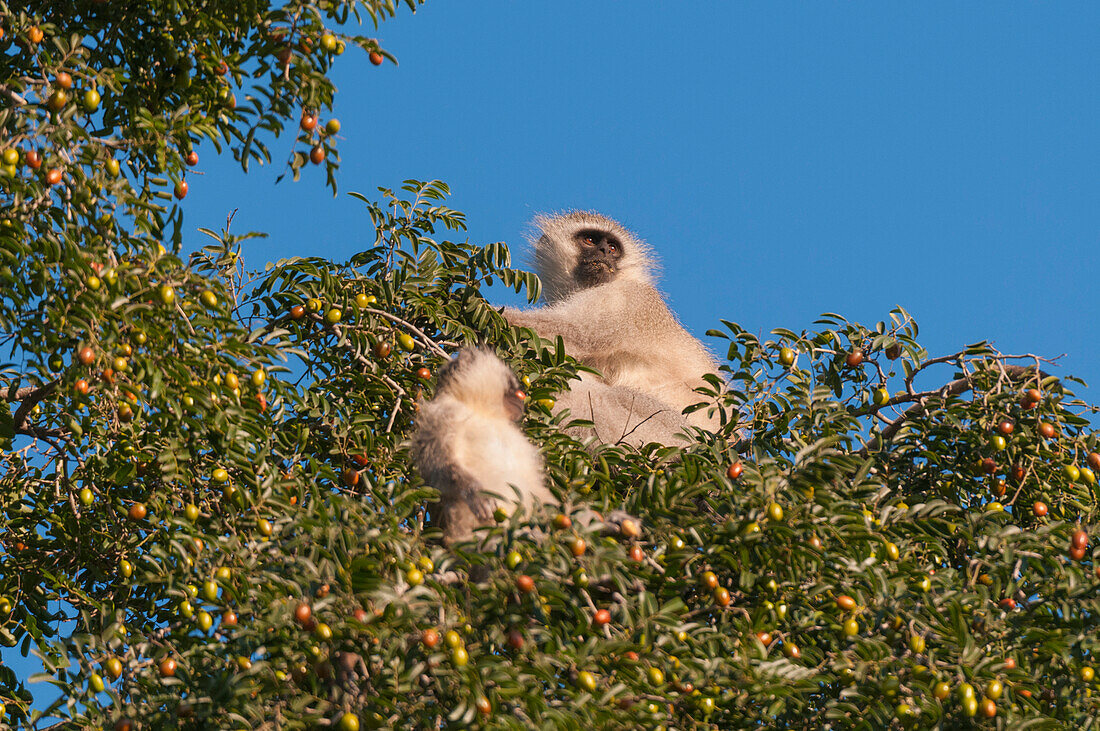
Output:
575 260 615 286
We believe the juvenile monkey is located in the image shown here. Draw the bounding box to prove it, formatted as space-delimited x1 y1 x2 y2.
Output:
411 348 553 544
505 212 721 436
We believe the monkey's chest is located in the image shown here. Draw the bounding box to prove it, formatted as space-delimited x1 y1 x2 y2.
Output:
457 426 532 490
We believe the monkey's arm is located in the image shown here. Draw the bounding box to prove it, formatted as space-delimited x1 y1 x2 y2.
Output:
411 407 496 523
503 306 579 342
504 293 628 356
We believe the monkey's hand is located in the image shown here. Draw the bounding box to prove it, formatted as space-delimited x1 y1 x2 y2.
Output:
451 468 495 523
601 510 643 539
333 651 369 688
465 491 495 523
571 508 644 539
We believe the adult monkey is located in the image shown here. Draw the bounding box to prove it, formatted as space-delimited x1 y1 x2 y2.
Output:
505 212 722 441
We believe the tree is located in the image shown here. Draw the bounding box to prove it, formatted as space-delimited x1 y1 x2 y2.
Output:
3 2 1100 729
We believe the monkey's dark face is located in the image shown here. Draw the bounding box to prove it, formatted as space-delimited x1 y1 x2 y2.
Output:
572 228 624 289
503 375 527 422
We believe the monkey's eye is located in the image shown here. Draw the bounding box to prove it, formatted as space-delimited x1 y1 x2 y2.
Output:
608 242 619 253
582 235 595 245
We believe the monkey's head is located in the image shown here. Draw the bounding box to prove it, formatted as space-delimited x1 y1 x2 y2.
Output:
531 212 657 303
435 348 528 422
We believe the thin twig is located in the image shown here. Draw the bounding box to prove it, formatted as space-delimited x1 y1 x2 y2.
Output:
174 300 197 336
385 397 403 434
363 308 449 358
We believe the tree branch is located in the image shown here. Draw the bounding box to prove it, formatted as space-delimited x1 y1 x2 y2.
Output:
860 363 1051 454
9 379 58 428
0 84 28 105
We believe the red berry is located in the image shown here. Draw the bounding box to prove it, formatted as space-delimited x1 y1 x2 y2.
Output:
369 51 384 66
158 657 177 677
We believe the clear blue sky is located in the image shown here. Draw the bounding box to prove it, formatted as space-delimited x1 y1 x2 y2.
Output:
187 2 1099 404
9 1 1100 714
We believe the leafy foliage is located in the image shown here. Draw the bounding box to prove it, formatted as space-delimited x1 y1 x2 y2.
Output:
3 2 1100 730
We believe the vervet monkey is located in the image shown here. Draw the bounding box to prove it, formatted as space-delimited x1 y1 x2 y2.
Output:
505 212 721 435
411 348 553 544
